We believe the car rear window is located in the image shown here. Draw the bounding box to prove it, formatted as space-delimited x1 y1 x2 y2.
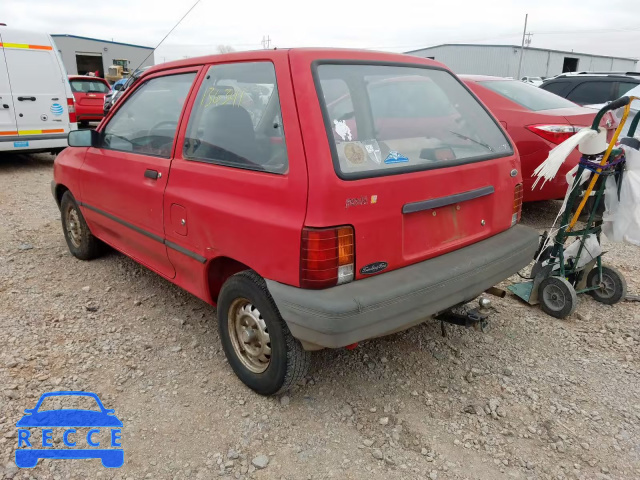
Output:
479 80 577 111
70 79 110 93
314 64 512 179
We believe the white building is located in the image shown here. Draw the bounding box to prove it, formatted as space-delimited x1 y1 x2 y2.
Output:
51 34 154 78
406 44 638 78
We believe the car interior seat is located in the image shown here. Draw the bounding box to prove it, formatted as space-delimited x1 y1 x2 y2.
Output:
199 104 261 165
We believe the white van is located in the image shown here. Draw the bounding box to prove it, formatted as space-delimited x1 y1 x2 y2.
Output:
0 26 77 154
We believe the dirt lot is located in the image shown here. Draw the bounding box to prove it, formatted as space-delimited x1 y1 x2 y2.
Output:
0 153 639 480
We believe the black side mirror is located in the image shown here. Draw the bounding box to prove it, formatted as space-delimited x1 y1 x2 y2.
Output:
114 84 124 91
68 129 100 148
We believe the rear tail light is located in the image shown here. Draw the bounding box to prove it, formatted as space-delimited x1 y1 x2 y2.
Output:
512 183 523 226
301 226 354 289
67 97 77 123
526 124 587 145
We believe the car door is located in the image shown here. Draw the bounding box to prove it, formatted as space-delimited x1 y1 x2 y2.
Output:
0 31 18 141
80 67 199 278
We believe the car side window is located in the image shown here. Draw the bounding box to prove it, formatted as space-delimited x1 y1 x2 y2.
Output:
183 62 288 174
566 81 613 105
102 73 196 158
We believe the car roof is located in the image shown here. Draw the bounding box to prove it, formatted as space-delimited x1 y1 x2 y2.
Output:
546 73 640 82
37 391 100 399
68 75 108 81
141 48 446 81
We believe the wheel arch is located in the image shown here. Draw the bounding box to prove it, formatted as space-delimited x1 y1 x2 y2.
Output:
54 183 70 208
206 256 252 303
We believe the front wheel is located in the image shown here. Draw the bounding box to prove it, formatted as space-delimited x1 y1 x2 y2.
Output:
217 271 311 395
60 191 104 260
587 265 627 305
538 276 577 319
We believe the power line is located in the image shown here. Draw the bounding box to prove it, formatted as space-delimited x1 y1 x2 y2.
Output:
132 0 202 72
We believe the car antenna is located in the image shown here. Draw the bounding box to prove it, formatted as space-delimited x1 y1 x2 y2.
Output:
130 0 202 74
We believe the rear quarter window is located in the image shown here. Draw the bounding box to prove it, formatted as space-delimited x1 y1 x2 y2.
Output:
315 63 512 179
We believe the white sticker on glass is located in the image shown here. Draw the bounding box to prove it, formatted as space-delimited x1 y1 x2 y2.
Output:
333 119 352 141
363 139 382 164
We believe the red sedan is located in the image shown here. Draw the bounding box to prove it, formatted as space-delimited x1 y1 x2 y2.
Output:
461 75 614 202
68 76 112 127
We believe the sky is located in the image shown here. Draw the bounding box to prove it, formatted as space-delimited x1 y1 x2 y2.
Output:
2 0 639 65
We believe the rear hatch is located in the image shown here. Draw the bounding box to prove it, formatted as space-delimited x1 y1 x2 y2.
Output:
70 78 110 108
291 53 522 281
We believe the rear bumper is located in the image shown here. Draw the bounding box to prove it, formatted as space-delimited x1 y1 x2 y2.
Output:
266 225 539 349
76 106 105 121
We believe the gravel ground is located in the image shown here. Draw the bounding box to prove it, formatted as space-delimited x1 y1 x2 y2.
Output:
0 153 638 480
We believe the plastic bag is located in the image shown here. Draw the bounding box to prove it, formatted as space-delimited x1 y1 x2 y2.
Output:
602 145 640 246
559 234 602 270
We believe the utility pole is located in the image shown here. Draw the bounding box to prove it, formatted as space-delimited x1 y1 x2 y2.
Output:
261 35 271 49
516 13 528 80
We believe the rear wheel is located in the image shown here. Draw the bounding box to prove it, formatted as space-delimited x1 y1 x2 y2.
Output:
60 191 103 260
538 276 577 319
217 271 311 395
587 265 626 305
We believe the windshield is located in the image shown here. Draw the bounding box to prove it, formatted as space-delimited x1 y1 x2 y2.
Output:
70 79 110 94
480 79 577 111
315 64 512 178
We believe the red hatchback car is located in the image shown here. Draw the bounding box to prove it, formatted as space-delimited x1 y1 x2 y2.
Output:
52 49 538 395
461 76 614 202
68 76 111 127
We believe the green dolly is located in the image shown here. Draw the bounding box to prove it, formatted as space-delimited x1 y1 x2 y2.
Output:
509 96 639 318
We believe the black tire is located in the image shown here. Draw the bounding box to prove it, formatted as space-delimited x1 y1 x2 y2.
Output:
79 121 90 129
538 276 577 319
217 270 311 395
60 191 103 260
586 265 627 305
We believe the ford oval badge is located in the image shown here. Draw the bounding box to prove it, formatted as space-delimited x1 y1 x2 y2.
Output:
360 262 388 275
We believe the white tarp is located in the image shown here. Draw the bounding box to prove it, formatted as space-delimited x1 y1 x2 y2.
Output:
603 145 640 245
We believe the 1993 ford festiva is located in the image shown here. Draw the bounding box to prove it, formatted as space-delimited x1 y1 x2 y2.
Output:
52 49 539 395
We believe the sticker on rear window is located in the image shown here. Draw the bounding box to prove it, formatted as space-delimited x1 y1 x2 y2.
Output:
343 142 366 165
14 141 29 148
363 140 382 164
384 151 409 164
333 119 352 141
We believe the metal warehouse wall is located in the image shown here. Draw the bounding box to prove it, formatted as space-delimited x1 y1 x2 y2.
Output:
52 36 154 77
409 45 637 78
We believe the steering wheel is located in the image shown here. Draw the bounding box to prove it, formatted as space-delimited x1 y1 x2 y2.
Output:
148 120 178 135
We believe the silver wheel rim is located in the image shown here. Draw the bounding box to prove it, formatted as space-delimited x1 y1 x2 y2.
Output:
66 205 82 248
594 273 616 298
543 283 566 311
228 298 271 374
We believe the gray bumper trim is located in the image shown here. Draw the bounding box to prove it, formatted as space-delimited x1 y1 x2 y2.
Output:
266 225 539 348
